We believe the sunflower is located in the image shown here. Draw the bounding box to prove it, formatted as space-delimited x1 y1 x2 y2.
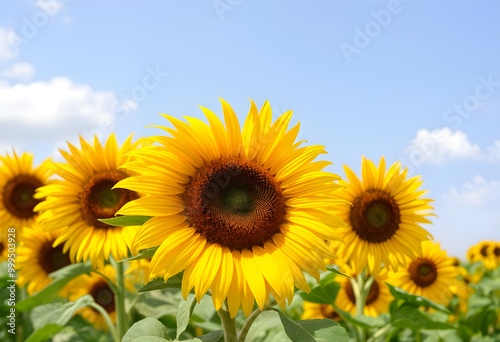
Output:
126 258 152 286
391 240 459 306
0 230 7 261
335 264 394 317
68 265 119 330
0 151 53 232
116 99 346 317
330 156 434 275
301 302 340 321
34 134 145 269
467 241 498 270
16 222 73 295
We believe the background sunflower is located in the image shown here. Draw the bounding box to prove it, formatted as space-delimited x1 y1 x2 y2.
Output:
34 134 145 269
331 156 435 275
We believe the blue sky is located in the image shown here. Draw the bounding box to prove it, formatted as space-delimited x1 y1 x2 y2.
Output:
0 0 499 258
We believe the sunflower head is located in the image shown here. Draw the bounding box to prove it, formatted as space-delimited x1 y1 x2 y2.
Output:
34 134 145 268
0 151 53 231
391 240 459 306
16 222 72 295
116 99 347 317
301 302 340 321
332 156 434 275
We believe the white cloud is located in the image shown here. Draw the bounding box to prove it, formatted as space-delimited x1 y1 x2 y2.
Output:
36 0 64 16
486 140 500 162
0 77 127 151
405 127 482 164
0 28 18 61
442 175 500 205
1 62 35 80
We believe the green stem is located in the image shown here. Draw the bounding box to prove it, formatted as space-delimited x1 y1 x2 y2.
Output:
218 304 238 342
416 330 422 342
366 322 392 342
114 261 128 339
89 302 120 342
238 300 277 342
351 269 374 342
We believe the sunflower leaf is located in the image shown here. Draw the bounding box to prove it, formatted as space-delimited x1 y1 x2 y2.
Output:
25 295 96 342
332 304 385 329
299 282 340 305
122 246 159 262
385 283 452 314
271 309 349 342
391 304 455 330
98 215 153 227
193 330 224 342
122 317 170 342
176 294 197 339
17 262 92 311
326 266 352 279
138 273 184 292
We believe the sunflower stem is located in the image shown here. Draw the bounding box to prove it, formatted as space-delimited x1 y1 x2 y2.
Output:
89 302 120 342
352 268 372 342
218 304 238 342
238 300 277 342
114 260 128 339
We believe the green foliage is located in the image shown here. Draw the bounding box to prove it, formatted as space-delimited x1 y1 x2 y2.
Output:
139 273 184 292
122 317 170 342
98 215 153 227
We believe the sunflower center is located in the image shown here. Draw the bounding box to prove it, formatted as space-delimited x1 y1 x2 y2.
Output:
345 278 380 306
480 246 488 257
409 258 437 287
350 190 401 243
39 243 72 274
0 241 4 255
184 157 286 251
81 171 139 229
2 175 43 219
319 304 339 320
90 281 115 313
494 247 500 257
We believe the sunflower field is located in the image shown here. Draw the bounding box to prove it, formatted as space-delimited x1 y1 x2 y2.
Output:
0 100 499 342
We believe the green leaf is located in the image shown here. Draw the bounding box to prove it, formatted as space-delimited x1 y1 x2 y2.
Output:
138 273 184 292
176 294 197 339
385 283 452 314
98 215 152 227
272 309 349 342
326 266 352 279
121 246 159 262
194 330 224 342
391 305 455 330
17 262 91 311
25 295 96 342
299 282 340 305
122 317 171 342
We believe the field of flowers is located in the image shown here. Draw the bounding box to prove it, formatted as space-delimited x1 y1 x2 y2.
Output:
0 100 499 342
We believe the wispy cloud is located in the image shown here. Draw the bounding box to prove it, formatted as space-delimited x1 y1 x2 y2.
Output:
1 62 35 80
442 175 500 205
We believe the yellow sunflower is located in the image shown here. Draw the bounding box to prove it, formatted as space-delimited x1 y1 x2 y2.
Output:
34 134 145 269
68 265 119 330
0 230 7 261
331 156 434 275
467 241 498 270
391 240 459 306
301 302 340 321
0 151 53 232
335 264 394 317
126 258 152 286
116 99 346 317
17 222 73 295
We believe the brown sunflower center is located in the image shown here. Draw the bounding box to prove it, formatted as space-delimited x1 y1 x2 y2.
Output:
480 246 488 257
81 172 138 229
2 175 43 219
350 190 401 243
494 247 500 257
319 304 339 320
90 280 115 313
409 258 437 287
184 158 286 251
0 241 4 255
345 279 380 306
39 242 72 274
